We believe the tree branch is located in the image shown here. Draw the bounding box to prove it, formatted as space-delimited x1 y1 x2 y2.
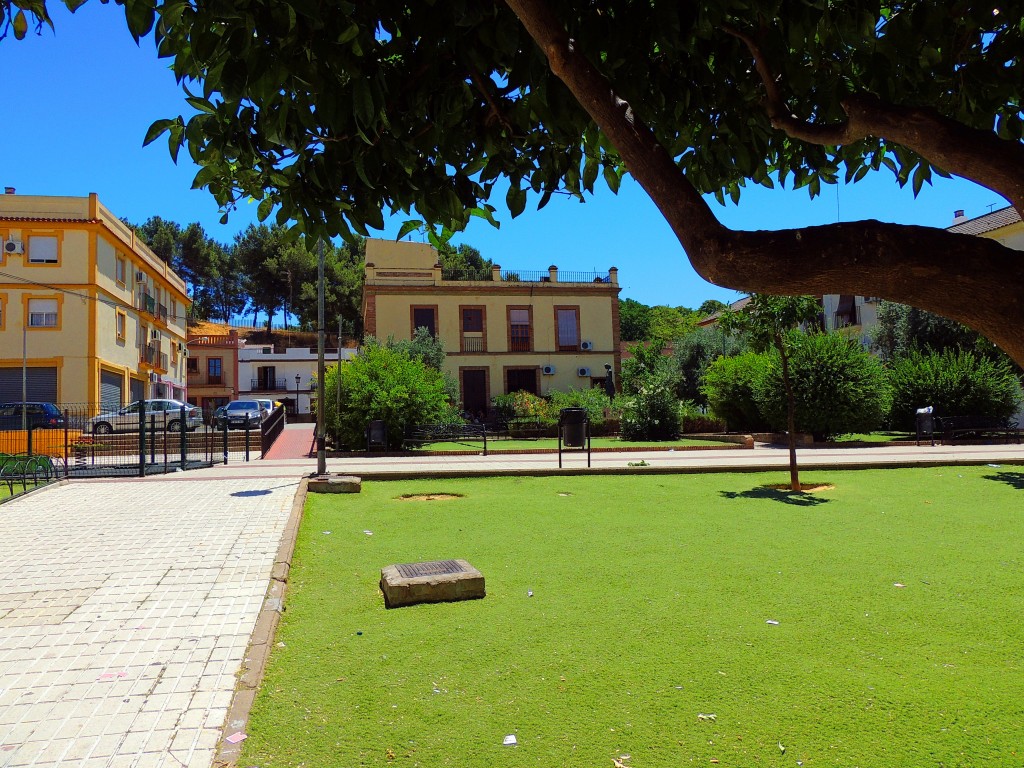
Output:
723 24 1024 215
503 0 1024 366
502 0 725 250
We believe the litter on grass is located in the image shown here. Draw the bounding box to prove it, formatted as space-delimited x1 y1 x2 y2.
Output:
766 619 780 625
225 732 247 744
894 583 906 588
527 590 534 597
322 531 331 535
988 463 1002 468
363 530 374 535
697 713 717 721
503 735 517 746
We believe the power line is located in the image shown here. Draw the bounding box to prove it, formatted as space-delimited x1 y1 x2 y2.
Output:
0 271 189 323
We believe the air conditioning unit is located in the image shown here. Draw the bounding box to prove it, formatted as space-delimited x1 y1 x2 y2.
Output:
580 341 593 351
541 364 556 375
577 366 591 377
4 239 24 255
863 296 881 303
150 329 160 340
136 271 146 282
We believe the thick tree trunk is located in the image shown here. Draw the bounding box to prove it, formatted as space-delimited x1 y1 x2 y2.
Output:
504 0 1024 367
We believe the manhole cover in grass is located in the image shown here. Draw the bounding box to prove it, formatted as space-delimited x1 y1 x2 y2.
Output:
763 483 835 492
380 559 485 608
398 493 463 501
395 559 466 578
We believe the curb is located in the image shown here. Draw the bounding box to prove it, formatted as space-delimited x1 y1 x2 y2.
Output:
342 455 1024 482
213 476 309 767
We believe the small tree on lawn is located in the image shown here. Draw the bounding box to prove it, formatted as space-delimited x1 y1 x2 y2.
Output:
324 339 457 449
719 294 821 491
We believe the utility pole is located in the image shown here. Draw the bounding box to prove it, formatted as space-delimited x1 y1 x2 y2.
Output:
316 238 326 475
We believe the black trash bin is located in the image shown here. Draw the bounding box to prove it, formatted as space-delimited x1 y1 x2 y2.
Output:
558 408 591 467
915 406 934 446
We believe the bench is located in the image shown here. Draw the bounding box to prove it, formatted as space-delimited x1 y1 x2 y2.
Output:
405 423 488 455
935 416 1022 444
501 417 544 439
0 454 60 494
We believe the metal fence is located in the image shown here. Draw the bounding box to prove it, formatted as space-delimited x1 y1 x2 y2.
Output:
0 402 284 480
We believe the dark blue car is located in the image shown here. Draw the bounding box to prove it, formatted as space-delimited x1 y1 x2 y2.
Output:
0 402 65 431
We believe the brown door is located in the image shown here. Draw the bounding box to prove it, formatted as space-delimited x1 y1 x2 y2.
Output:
462 369 488 417
506 368 539 396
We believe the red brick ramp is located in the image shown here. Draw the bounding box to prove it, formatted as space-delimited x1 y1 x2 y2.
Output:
263 424 315 459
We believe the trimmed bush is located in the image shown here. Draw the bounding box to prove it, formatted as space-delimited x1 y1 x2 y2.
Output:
887 348 1022 431
679 400 726 433
491 391 554 425
700 352 772 432
549 387 611 427
756 332 892 441
620 343 682 440
324 341 458 450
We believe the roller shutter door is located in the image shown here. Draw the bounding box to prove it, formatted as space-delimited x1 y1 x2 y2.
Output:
100 370 124 409
0 367 58 403
129 378 145 402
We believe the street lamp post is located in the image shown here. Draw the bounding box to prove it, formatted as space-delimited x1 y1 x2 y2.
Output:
295 373 301 416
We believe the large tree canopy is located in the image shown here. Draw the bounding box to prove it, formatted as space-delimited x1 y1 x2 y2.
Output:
6 0 1024 362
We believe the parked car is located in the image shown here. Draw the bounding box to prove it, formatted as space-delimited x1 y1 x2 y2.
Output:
214 400 264 430
89 400 204 434
0 402 65 430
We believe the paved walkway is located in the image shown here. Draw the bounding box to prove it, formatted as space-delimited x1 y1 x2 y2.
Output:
2 439 1023 768
0 477 297 768
260 423 313 460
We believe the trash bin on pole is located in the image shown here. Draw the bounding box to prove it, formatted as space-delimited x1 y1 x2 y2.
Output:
915 406 934 446
558 407 591 468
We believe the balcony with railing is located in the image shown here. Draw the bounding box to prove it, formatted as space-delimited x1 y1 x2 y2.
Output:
140 342 158 367
251 377 290 391
141 293 156 315
157 303 169 322
460 336 485 353
439 265 616 284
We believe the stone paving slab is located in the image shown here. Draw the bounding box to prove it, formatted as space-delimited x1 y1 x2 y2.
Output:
0 478 297 768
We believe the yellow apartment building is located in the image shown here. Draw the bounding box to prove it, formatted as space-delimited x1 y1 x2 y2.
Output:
362 239 621 416
0 192 190 410
185 330 240 418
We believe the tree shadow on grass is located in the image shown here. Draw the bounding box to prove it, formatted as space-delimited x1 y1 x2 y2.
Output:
720 487 831 507
982 471 1024 490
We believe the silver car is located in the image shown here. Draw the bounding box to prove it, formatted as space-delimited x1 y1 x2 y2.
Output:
89 399 204 434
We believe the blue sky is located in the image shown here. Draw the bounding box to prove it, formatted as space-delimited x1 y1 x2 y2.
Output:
1 3 1004 309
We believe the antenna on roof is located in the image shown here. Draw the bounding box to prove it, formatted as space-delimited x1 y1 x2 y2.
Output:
987 203 997 213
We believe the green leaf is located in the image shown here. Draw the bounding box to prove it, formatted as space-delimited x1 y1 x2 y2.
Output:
396 219 423 240
143 118 176 147
506 185 526 218
124 0 155 40
185 96 217 115
257 198 274 222
602 165 620 194
12 9 27 39
911 163 929 196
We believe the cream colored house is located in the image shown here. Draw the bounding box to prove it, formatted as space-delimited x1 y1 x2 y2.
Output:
0 192 190 410
362 239 620 416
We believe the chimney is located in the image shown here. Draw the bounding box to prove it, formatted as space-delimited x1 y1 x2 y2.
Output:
3 187 14 195
953 209 966 222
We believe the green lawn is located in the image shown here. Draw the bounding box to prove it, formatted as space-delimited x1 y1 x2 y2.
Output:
832 431 914 443
413 435 738 451
241 466 1024 767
